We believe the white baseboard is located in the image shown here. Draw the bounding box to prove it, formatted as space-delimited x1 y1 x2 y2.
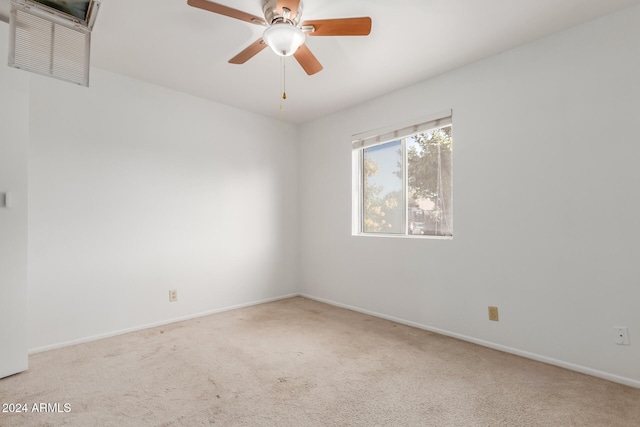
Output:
28 293 299 355
300 293 640 389
29 292 640 389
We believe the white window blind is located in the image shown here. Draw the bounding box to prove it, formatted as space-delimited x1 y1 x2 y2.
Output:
352 109 452 151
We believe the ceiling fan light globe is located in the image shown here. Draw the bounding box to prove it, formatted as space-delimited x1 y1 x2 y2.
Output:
263 23 305 56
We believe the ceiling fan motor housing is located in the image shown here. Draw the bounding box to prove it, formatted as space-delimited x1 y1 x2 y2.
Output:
262 0 303 25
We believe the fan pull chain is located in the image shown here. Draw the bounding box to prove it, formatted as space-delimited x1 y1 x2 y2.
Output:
282 55 287 100
279 56 287 121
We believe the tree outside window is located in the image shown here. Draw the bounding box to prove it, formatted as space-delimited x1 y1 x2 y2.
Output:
359 123 452 237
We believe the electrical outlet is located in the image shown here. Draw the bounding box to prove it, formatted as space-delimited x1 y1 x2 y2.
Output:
614 326 630 345
169 289 178 302
488 306 499 321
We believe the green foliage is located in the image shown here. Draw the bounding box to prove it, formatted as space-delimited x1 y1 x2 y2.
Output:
363 125 452 235
363 157 385 232
409 126 452 234
363 157 404 233
407 126 452 202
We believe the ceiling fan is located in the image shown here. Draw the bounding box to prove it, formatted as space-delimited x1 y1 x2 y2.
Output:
187 0 372 75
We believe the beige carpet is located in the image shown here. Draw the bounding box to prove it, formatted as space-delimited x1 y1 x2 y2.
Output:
1 297 639 426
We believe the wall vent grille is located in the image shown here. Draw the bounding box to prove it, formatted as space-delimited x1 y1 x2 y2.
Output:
8 1 98 87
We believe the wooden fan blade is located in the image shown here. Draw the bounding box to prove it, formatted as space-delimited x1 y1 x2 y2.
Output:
302 17 372 36
229 38 268 64
187 0 265 26
293 44 323 75
276 0 300 20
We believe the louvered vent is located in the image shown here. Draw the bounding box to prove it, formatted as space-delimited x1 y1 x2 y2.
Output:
8 1 100 87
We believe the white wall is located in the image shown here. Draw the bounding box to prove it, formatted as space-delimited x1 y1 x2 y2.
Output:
27 67 299 351
0 22 29 378
298 6 640 386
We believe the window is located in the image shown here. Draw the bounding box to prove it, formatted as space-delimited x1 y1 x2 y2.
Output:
352 111 452 237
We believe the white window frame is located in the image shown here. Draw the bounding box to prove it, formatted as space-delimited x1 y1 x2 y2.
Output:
351 109 453 239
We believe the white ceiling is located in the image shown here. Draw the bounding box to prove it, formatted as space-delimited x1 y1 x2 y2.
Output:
2 0 640 123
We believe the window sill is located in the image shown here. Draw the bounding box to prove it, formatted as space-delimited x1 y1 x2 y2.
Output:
352 233 453 240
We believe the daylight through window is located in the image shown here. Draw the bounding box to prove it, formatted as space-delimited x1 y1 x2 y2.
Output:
352 112 452 237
